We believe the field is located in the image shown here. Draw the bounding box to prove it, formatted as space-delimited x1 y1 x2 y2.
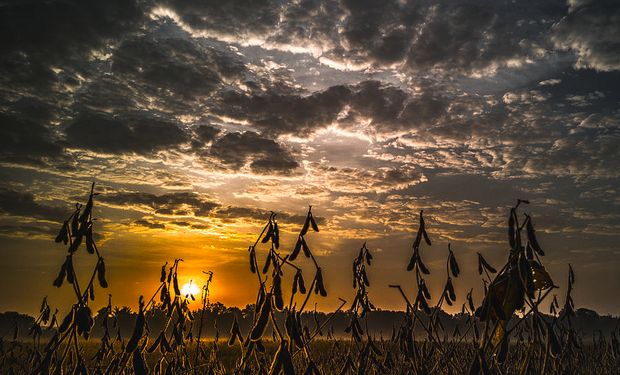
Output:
3 184 620 374
2 339 619 374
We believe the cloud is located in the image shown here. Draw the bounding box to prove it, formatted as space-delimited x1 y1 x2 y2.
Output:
0 110 63 165
156 0 281 39
68 30 250 117
0 224 55 239
64 111 188 155
552 0 620 72
111 35 244 99
133 219 166 230
307 162 426 194
193 124 222 144
215 80 452 136
400 1 554 75
72 78 142 115
336 0 422 66
0 0 148 93
216 84 351 137
519 125 620 179
334 0 566 74
207 131 299 174
0 188 66 222
131 217 211 231
0 0 146 60
99 191 219 217
156 0 564 76
104 191 319 229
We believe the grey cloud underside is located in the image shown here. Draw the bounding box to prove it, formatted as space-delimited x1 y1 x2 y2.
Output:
0 0 148 94
552 0 620 72
205 131 299 174
65 111 189 155
193 125 221 143
99 191 219 217
0 224 55 238
99 190 318 227
111 35 246 99
0 104 62 164
0 188 66 223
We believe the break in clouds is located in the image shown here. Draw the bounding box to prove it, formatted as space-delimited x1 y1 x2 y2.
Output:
0 0 619 313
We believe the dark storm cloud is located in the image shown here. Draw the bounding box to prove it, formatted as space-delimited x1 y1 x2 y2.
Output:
217 85 351 137
401 1 565 74
73 79 141 115
208 132 299 175
268 0 342 52
68 30 250 119
0 98 63 165
0 114 61 164
352 0 566 74
0 0 148 93
0 224 55 238
0 0 582 171
339 0 422 65
348 81 449 132
552 0 620 72
0 0 146 60
216 80 450 135
134 219 166 230
347 81 408 124
64 111 188 155
0 54 59 94
193 125 222 144
111 36 244 99
336 0 567 73
100 191 220 217
0 188 66 222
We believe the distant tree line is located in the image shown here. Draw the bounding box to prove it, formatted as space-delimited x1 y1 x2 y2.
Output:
1 304 617 342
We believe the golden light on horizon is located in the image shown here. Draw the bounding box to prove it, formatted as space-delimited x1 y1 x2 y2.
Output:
181 281 200 298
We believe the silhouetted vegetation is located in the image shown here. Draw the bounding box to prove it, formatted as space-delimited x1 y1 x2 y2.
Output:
2 184 620 374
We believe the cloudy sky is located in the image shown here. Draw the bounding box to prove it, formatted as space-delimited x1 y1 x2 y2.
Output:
1 0 619 316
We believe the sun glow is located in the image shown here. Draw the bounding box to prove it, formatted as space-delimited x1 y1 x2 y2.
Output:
181 281 200 297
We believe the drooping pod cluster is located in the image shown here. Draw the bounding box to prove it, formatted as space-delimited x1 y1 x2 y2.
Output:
235 206 343 374
34 183 108 374
350 242 374 317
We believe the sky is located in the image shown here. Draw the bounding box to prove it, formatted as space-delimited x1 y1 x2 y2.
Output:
0 0 619 316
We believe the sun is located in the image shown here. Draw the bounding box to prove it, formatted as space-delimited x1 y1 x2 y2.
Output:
181 281 200 297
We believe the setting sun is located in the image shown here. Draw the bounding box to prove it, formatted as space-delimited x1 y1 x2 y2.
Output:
181 281 200 297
